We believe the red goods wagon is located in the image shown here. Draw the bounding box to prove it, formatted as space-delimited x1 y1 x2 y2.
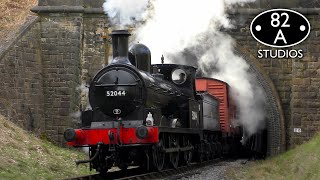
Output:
196 78 238 135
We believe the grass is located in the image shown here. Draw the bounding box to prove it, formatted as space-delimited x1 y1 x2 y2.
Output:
0 115 92 179
0 0 37 40
227 134 320 180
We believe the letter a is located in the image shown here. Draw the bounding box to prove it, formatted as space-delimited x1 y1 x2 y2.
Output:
274 29 287 44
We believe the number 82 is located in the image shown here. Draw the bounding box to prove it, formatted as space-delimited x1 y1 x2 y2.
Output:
271 12 290 28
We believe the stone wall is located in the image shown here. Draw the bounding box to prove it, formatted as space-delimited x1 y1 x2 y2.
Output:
39 13 83 143
81 14 108 92
291 14 320 145
0 7 107 144
0 17 45 133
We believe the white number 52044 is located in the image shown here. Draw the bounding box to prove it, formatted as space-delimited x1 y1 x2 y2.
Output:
106 90 127 97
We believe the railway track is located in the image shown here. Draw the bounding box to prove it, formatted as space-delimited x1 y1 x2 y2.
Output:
63 158 222 180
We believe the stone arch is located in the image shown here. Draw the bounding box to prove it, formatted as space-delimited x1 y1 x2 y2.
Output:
235 45 286 156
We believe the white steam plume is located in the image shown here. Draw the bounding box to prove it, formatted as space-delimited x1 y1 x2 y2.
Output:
70 84 91 124
103 0 266 137
136 0 231 62
196 31 266 136
76 83 92 110
103 0 149 28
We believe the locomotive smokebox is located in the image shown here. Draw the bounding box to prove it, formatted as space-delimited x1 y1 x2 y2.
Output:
111 30 131 65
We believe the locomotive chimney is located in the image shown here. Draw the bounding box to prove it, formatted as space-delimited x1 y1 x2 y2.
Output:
111 30 131 65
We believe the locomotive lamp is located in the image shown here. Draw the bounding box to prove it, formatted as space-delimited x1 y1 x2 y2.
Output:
146 112 154 126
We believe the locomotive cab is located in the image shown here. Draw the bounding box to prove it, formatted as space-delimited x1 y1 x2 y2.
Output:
151 64 197 99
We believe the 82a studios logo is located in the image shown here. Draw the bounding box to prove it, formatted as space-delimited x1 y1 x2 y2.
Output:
250 9 310 59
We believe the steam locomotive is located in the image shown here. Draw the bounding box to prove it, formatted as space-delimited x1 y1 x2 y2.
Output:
64 30 262 173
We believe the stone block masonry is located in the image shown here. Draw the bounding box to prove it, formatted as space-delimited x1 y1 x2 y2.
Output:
81 14 108 91
0 2 108 144
0 17 45 134
40 13 82 144
31 1 108 144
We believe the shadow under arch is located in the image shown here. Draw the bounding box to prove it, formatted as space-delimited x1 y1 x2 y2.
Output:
235 44 286 156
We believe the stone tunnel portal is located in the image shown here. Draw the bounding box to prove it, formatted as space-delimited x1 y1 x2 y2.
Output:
235 47 286 156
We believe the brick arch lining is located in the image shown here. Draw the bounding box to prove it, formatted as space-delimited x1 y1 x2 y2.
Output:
235 46 286 156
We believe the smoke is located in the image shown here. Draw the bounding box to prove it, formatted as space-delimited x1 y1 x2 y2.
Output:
76 84 89 95
192 31 267 136
135 0 231 62
224 0 256 5
103 0 150 28
70 111 81 119
76 83 92 110
70 84 91 124
103 0 266 137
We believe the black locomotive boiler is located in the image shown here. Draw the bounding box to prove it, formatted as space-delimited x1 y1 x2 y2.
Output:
64 30 246 173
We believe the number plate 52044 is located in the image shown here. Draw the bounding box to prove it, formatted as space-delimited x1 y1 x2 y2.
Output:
106 90 127 97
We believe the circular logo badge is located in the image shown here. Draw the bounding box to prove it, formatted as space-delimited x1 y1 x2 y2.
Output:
250 9 310 48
